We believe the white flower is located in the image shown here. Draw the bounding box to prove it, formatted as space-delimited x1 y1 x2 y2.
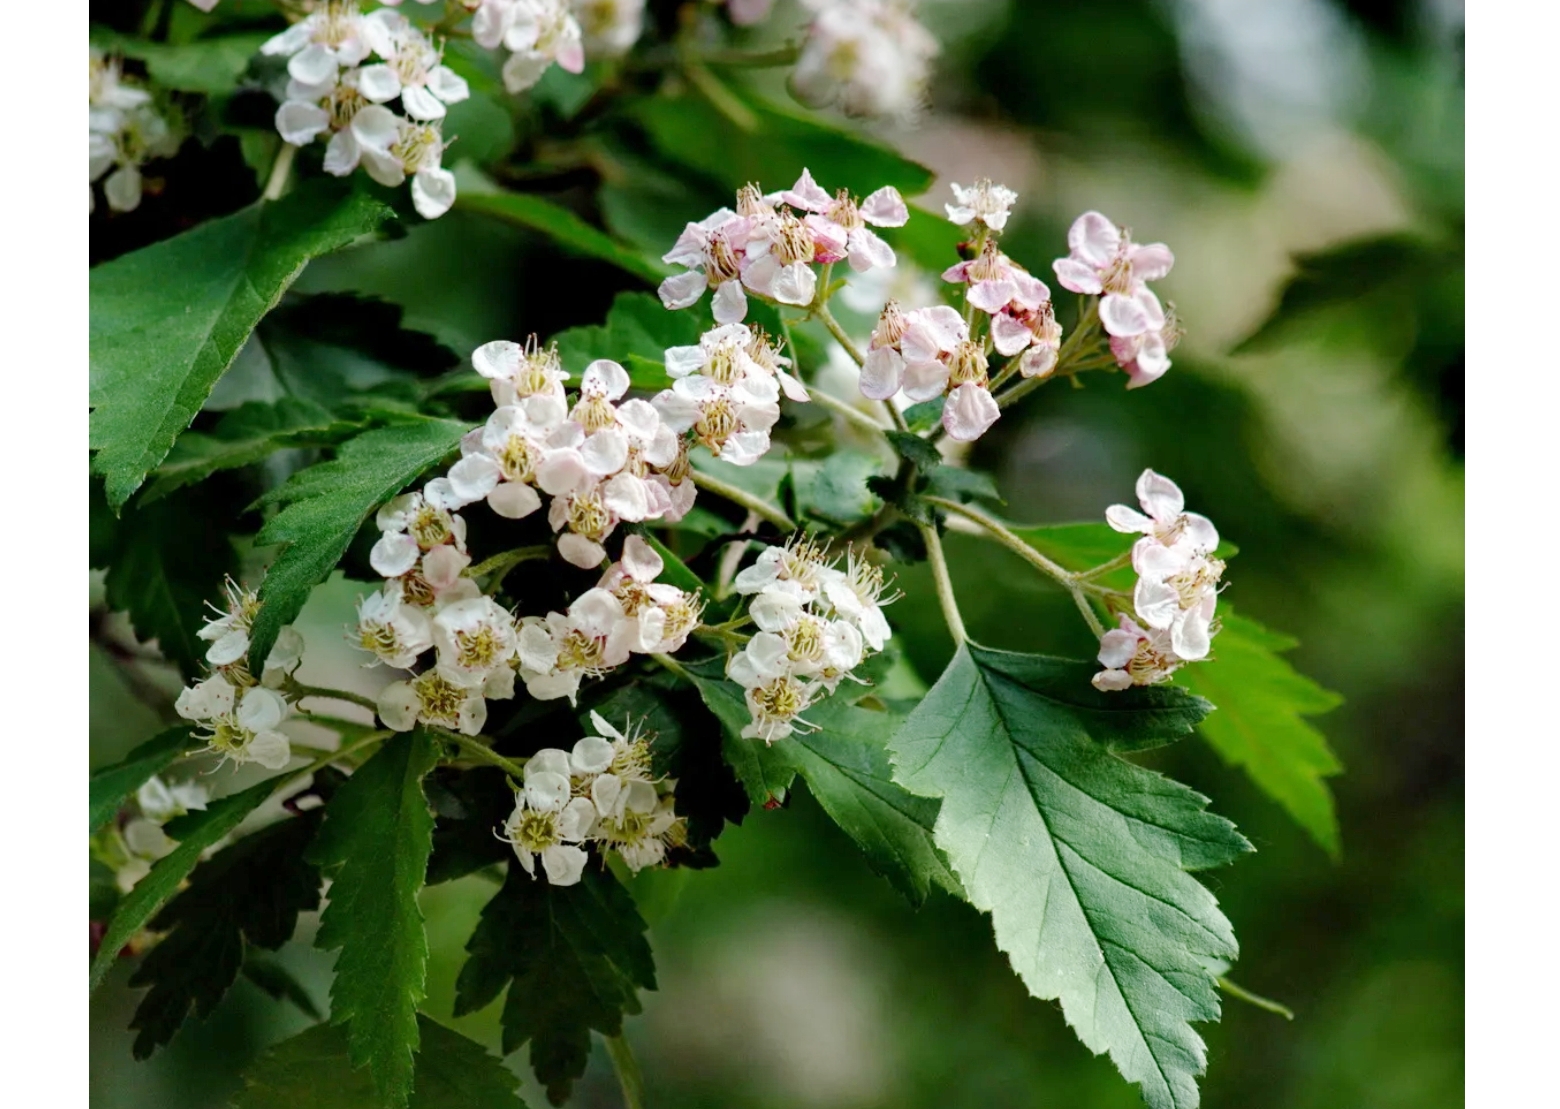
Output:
450 393 569 519
357 10 471 121
858 303 966 402
945 179 1018 232
598 535 704 653
501 761 597 885
1132 544 1223 661
261 626 307 688
779 169 908 273
1109 305 1181 389
137 776 209 823
818 550 895 651
793 0 940 118
732 536 833 601
499 0 586 93
175 673 237 722
355 582 435 668
432 596 519 686
1105 469 1219 556
573 0 645 56
516 588 635 702
195 686 293 770
377 666 489 735
472 336 571 407
1052 210 1174 339
659 207 754 323
347 105 457 219
196 578 261 668
371 488 467 578
1093 615 1186 691
260 0 372 89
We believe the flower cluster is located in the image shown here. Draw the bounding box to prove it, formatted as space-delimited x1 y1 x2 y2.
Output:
266 2 468 219
1053 211 1177 388
793 0 939 118
103 776 211 893
725 538 894 742
1093 470 1224 691
659 169 909 324
501 712 684 885
90 50 179 213
174 580 308 769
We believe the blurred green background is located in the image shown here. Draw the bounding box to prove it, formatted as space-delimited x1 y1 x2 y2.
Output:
90 0 1464 1105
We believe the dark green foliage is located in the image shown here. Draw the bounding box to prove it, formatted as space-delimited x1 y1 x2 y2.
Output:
88 727 192 834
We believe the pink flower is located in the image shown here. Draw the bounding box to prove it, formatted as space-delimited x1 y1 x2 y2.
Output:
659 207 754 323
858 303 966 402
1109 305 1181 389
1052 210 1174 338
942 239 1049 316
1106 469 1219 556
1092 615 1184 691
778 169 908 273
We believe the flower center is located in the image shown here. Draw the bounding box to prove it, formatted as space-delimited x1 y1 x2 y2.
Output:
704 233 741 284
327 82 366 129
454 625 504 670
510 808 560 852
787 616 827 665
392 122 441 174
400 570 437 607
947 341 989 387
205 717 252 755
1102 246 1137 297
574 394 617 433
359 620 401 657
706 342 743 386
774 213 815 266
827 189 863 229
566 489 610 540
409 504 453 549
736 183 771 220
746 327 784 372
317 1 361 48
873 301 908 349
695 396 739 450
752 676 809 723
557 629 608 674
968 240 1006 283
498 435 539 483
413 669 466 724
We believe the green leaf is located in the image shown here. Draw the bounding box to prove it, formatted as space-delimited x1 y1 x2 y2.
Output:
241 957 324 1021
94 31 271 95
685 660 796 807
455 864 655 1105
888 644 1251 1109
631 91 934 197
456 193 668 284
550 291 705 392
307 729 441 1109
128 809 325 1058
922 466 1004 505
902 397 944 432
1178 610 1344 857
91 779 279 990
640 534 706 595
796 449 889 525
886 430 942 470
232 1014 530 1109
89 727 192 834
91 184 394 508
248 416 469 670
101 488 239 677
144 398 356 503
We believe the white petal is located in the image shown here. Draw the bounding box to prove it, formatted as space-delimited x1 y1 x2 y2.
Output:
1068 211 1121 267
1136 469 1185 521
356 64 403 104
712 280 750 323
860 186 909 227
540 844 587 886
401 84 447 122
487 481 542 519
942 384 1000 442
371 533 421 578
275 101 331 146
412 167 457 220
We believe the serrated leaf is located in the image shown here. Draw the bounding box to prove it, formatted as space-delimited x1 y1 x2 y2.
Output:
101 488 239 677
886 430 942 470
232 1014 530 1109
89 727 193 834
247 417 469 670
685 660 796 807
307 729 441 1109
888 644 1251 1109
902 397 944 432
1178 609 1344 857
796 449 888 525
631 91 934 198
457 193 668 284
90 183 394 509
144 398 356 503
550 291 705 392
91 779 279 990
242 957 324 1021
455 864 655 1105
129 809 325 1058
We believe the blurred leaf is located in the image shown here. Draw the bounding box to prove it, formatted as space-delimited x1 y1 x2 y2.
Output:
90 183 394 509
892 203 969 274
797 449 889 524
889 643 1249 1109
1178 609 1344 857
923 466 1003 505
91 778 278 990
89 727 193 835
685 660 797 807
241 957 323 1021
306 729 441 1109
443 94 517 166
630 90 935 197
144 398 357 503
128 808 325 1058
457 193 667 284
232 1014 530 1109
641 534 706 594
94 31 270 94
454 864 655 1105
248 416 469 671
550 291 706 390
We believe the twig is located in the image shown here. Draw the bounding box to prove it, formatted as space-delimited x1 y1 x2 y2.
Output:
434 729 528 781
604 1032 648 1109
690 470 795 531
917 523 966 646
287 683 379 714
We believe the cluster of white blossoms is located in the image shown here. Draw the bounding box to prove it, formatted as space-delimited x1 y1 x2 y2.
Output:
1093 470 1225 691
108 776 211 893
793 0 939 118
90 50 180 214
174 580 308 769
1053 211 1178 388
266 2 468 219
726 538 895 742
501 712 683 885
659 169 909 324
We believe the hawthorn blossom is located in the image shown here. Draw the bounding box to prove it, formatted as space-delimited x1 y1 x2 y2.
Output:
1092 615 1186 691
501 749 597 885
358 10 470 121
260 1 372 89
472 335 571 407
1106 469 1219 557
659 208 753 323
779 169 908 273
90 51 178 213
993 300 1063 379
859 302 966 403
793 0 939 118
377 666 490 735
348 105 457 219
491 0 586 93
945 178 1018 232
818 549 896 651
1052 210 1174 338
598 536 704 653
573 0 645 56
1109 305 1182 389
516 588 635 702
136 776 209 823
179 680 294 770
448 394 569 520
943 238 1050 317
655 326 792 466
1133 544 1224 661
432 596 520 687
354 582 434 668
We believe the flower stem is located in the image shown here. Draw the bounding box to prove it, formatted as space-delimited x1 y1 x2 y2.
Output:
814 304 865 367
289 682 379 714
805 386 893 436
918 522 967 646
605 1032 648 1109
690 470 795 531
650 652 695 683
263 143 295 202
465 545 552 595
1079 550 1133 580
435 729 528 781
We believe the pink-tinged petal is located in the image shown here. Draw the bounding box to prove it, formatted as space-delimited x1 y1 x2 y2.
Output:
941 260 973 284
448 454 501 503
1182 513 1219 554
488 481 542 520
1172 606 1212 661
370 533 420 578
658 269 708 310
616 398 660 442
776 368 810 402
770 262 816 307
1097 628 1140 668
1099 292 1151 337
942 384 1000 442
537 450 589 496
712 280 749 323
356 64 402 104
900 359 950 402
859 347 904 400
781 168 831 211
1052 257 1103 295
423 545 471 589
741 252 779 296
557 40 586 74
967 279 1018 315
651 388 700 432
1009 270 1051 311
1136 469 1185 521
275 101 331 146
1092 669 1134 692
721 430 772 465
991 311 1034 357
1067 210 1120 267
558 533 607 569
1136 286 1166 329
1129 242 1175 282
1105 505 1154 535
1124 333 1170 389
1019 344 1057 379
1110 333 1141 369
846 227 896 272
580 428 629 476
620 534 663 582
860 186 908 227
805 214 849 260
583 359 630 400
1133 578 1180 630
1133 540 1187 580
603 473 650 521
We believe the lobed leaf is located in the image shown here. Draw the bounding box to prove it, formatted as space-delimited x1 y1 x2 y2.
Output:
888 644 1250 1109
